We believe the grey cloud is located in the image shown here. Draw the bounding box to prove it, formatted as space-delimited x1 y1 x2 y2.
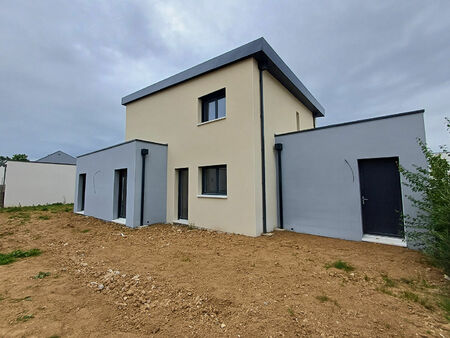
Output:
0 0 448 160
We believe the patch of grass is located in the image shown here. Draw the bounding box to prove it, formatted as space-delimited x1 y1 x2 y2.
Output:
439 296 450 321
0 248 42 265
38 215 51 220
49 335 61 338
399 277 414 285
316 295 339 307
381 274 397 288
325 260 355 272
80 229 90 233
420 278 433 289
33 271 50 279
181 257 191 262
364 275 370 282
401 290 419 302
287 307 295 316
1 203 73 214
8 212 30 224
377 286 395 296
401 291 434 310
316 295 330 302
17 314 34 322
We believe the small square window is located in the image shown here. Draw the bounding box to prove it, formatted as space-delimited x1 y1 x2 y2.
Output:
201 89 226 122
202 165 227 195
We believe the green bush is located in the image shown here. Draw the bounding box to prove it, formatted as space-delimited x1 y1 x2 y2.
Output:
399 119 450 275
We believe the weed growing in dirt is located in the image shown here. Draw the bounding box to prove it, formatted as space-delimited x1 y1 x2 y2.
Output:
400 277 414 285
8 212 30 224
33 271 50 279
325 260 355 272
17 314 34 322
376 286 394 296
381 274 397 287
11 296 32 303
440 296 450 321
401 291 433 310
38 215 51 220
364 275 370 282
81 229 90 233
0 248 42 265
316 295 330 302
401 290 419 302
316 295 339 307
181 257 191 262
287 307 295 316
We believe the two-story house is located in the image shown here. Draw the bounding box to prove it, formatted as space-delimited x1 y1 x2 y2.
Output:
75 38 323 236
75 38 426 247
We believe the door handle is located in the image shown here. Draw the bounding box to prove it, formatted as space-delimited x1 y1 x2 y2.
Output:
361 196 369 205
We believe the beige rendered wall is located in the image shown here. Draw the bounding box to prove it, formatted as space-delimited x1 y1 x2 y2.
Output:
125 58 262 236
4 161 76 207
260 70 315 232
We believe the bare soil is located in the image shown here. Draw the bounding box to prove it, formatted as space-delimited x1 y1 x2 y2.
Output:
0 206 449 337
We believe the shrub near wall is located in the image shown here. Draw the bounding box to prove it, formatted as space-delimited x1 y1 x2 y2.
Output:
400 119 450 275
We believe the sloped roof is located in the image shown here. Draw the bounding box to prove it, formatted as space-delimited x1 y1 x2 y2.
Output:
36 150 76 165
121 38 324 117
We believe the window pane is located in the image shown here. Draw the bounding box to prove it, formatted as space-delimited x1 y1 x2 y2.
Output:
204 167 217 193
208 101 216 121
218 167 227 194
217 97 226 118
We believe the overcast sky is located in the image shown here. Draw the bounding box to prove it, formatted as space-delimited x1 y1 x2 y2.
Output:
1 0 449 159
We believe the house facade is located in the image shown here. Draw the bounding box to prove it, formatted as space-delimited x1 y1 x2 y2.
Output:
75 38 426 247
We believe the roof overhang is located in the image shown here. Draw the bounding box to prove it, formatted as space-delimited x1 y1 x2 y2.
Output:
121 38 325 117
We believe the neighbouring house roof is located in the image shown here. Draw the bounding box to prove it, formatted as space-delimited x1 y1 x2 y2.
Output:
36 150 76 165
121 37 325 117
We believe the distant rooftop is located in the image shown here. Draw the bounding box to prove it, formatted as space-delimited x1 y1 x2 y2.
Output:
121 37 324 117
37 150 76 165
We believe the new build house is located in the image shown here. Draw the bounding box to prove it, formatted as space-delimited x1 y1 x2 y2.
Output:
75 38 426 247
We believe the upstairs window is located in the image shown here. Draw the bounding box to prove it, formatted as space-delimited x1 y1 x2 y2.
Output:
201 88 226 122
202 165 227 195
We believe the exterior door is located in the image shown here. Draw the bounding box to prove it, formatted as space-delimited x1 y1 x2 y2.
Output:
79 173 86 211
358 157 403 237
178 168 188 220
118 169 127 218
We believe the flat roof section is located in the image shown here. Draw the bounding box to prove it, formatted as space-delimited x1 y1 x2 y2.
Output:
121 38 325 117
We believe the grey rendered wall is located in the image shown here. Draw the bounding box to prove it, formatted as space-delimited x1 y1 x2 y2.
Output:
133 140 167 226
74 140 167 228
275 112 426 246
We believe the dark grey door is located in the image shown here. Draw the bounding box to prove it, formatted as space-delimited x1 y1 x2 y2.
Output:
118 169 127 218
358 157 403 237
79 174 86 211
178 168 188 220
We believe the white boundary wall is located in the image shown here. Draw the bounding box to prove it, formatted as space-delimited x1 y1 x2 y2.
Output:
4 161 76 207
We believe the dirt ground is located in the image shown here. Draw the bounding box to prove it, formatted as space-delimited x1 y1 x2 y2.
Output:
0 205 449 337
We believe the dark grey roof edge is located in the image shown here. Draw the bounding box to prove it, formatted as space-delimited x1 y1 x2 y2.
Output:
275 109 425 137
121 38 324 117
37 150 75 162
7 160 75 166
77 139 168 158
